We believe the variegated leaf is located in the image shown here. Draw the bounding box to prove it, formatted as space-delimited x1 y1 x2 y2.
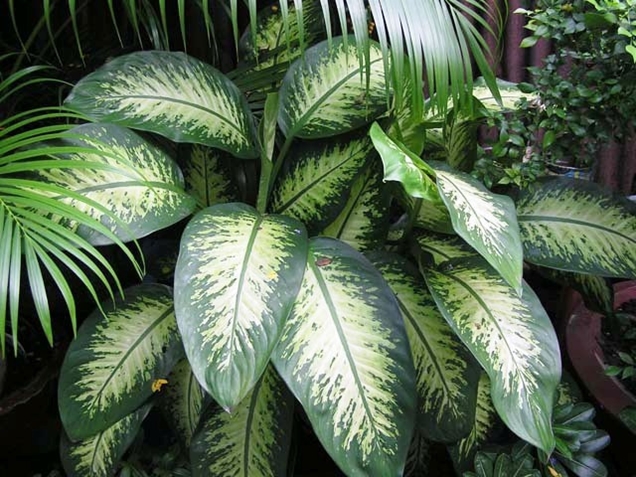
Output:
369 252 480 443
278 36 388 138
404 430 430 477
60 403 152 477
159 359 205 449
322 161 391 251
388 76 427 156
423 257 560 453
412 231 477 267
190 365 294 477
65 51 259 158
435 167 523 292
370 122 441 203
238 1 325 71
34 123 195 246
535 267 614 315
445 116 479 172
516 178 636 279
174 203 308 410
448 373 498 474
270 135 375 234
178 144 239 210
396 189 454 235
472 76 536 112
58 284 182 441
271 237 416 476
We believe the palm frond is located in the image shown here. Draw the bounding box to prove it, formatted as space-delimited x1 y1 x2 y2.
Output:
0 69 148 356
12 1 499 116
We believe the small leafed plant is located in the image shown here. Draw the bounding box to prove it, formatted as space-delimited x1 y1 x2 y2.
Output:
45 5 636 477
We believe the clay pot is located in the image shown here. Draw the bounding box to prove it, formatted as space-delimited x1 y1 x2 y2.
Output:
566 280 636 424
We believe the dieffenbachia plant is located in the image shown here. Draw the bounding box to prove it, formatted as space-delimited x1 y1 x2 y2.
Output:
54 5 636 477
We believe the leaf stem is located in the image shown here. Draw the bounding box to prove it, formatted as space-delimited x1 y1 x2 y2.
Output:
256 134 293 213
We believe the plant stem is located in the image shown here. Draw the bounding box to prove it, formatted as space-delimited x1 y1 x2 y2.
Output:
256 135 293 214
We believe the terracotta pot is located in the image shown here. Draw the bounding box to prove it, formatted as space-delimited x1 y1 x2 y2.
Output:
566 281 636 424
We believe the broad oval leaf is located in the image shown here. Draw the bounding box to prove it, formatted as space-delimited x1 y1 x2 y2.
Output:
271 237 417 476
435 167 523 292
58 284 182 441
178 144 239 210
65 51 259 158
322 161 391 251
369 252 480 443
35 123 195 245
190 365 294 477
423 257 560 453
270 135 375 234
516 178 636 278
174 203 308 410
370 122 441 203
159 359 205 448
448 373 499 474
60 403 152 477
278 36 388 138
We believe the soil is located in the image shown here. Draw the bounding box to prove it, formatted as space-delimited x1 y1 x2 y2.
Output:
599 298 636 396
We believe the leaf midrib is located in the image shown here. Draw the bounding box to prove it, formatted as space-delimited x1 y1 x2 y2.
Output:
242 371 266 477
438 173 508 258
287 53 383 137
397 299 454 401
311 260 379 438
275 141 368 213
90 306 172 412
104 94 246 139
518 214 636 244
439 268 530 396
225 215 264 370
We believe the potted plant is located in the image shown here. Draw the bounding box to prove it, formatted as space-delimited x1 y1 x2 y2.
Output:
515 0 636 181
566 280 636 435
5 2 636 476
46 5 636 476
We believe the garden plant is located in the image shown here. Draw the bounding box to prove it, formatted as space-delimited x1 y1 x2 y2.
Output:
1 1 635 476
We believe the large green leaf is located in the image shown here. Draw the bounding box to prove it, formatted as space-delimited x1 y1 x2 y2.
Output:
158 358 205 449
322 161 391 251
190 365 294 477
448 373 499 474
423 257 560 453
65 51 259 158
58 284 182 441
435 167 523 292
369 252 480 443
271 237 416 476
33 123 195 245
174 203 308 411
178 144 239 210
270 135 375 234
370 122 441 203
278 36 388 139
60 403 152 477
516 178 636 278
